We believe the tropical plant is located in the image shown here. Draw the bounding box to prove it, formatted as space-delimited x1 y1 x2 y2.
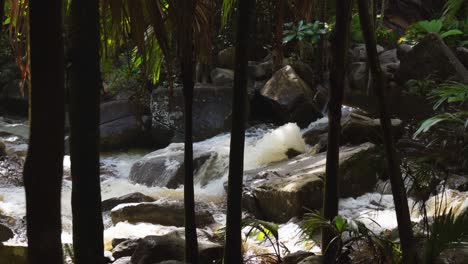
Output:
424 209 468 263
303 211 402 263
413 82 468 138
242 217 283 263
282 20 328 46
442 0 466 21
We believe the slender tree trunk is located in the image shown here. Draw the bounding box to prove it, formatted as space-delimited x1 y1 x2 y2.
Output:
357 0 416 263
317 0 328 82
273 0 285 68
178 1 199 263
68 0 104 263
224 0 255 263
24 1 64 263
322 0 352 262
0 0 4 37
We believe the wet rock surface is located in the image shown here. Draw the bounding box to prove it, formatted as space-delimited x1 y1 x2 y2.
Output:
242 143 382 223
129 144 220 188
302 112 403 148
151 84 233 145
260 65 323 128
102 193 156 212
131 231 223 264
110 201 215 227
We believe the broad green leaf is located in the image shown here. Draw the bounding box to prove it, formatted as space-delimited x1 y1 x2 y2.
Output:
413 117 446 138
440 29 463 38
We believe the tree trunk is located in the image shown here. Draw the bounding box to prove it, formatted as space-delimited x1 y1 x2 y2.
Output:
317 0 328 82
224 0 255 263
273 0 285 68
322 0 352 262
357 0 416 263
24 1 65 263
178 1 199 263
68 0 105 262
0 0 4 37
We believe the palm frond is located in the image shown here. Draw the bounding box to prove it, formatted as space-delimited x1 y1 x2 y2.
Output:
442 0 465 21
424 209 468 263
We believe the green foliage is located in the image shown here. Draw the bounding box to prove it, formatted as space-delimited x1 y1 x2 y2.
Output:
376 27 397 48
442 0 466 21
424 209 468 263
242 217 283 263
221 0 236 27
405 77 439 96
302 211 401 263
413 82 468 138
350 14 364 43
406 19 463 42
283 20 328 46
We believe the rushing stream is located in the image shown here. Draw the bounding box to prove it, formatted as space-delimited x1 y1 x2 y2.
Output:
1 115 467 258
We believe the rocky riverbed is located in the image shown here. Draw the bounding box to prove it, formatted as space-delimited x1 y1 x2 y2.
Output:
1 112 467 263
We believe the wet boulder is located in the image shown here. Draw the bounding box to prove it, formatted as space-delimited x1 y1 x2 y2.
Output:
243 143 382 223
113 256 131 264
351 44 384 62
435 245 468 264
302 112 403 147
99 100 150 151
281 251 315 264
0 139 5 157
397 33 468 83
217 47 236 69
129 144 219 188
210 68 234 86
248 60 274 80
131 231 223 264
0 223 14 242
150 84 232 145
457 47 468 69
111 201 215 227
260 65 323 127
349 62 369 91
102 193 156 212
112 239 141 259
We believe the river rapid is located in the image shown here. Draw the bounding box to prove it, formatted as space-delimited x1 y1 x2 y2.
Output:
1 115 467 259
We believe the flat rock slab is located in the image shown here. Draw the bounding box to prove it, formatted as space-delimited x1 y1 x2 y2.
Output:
111 201 215 227
131 231 223 264
102 192 156 212
243 143 382 222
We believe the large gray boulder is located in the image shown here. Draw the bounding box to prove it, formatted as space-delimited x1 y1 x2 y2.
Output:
243 143 382 223
151 84 232 145
112 239 141 259
0 223 14 242
351 44 385 62
131 231 223 264
397 33 468 84
457 47 468 69
99 100 149 151
260 65 323 127
102 192 156 211
302 112 403 147
210 68 234 86
129 144 220 188
217 47 236 69
111 201 215 227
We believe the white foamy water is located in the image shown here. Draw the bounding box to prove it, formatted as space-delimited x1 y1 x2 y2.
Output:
1 116 468 258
